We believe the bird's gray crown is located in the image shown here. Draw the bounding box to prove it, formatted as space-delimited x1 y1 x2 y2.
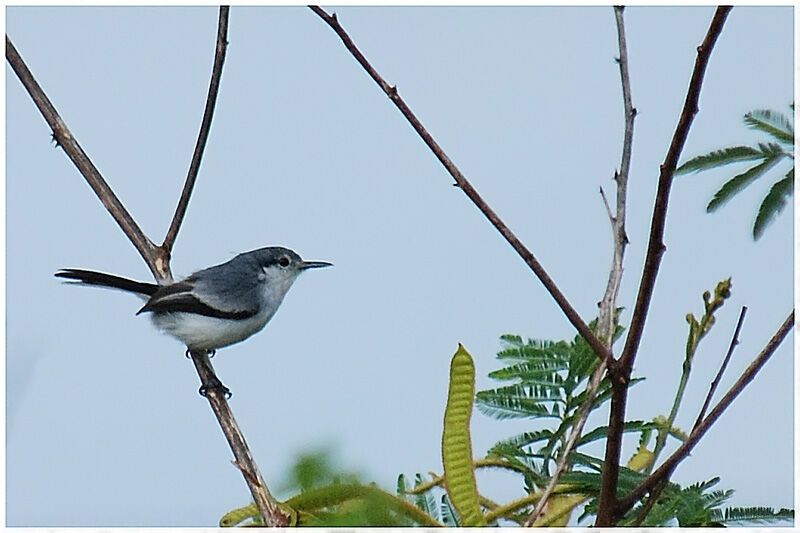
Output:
239 246 303 269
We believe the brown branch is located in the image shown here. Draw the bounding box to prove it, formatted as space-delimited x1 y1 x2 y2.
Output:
308 5 611 364
615 310 794 518
527 7 637 526
595 7 732 525
162 6 229 254
190 351 291 526
5 34 166 280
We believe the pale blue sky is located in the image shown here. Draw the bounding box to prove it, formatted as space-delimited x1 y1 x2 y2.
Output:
6 6 794 526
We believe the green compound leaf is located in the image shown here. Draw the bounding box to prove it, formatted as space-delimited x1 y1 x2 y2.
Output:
753 169 794 240
441 344 487 527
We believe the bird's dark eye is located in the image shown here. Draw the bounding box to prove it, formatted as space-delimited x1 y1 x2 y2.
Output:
278 256 290 268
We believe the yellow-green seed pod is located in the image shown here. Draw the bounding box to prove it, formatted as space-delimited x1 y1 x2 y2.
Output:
442 344 487 527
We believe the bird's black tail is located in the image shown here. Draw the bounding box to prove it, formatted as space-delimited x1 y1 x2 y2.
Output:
55 269 159 296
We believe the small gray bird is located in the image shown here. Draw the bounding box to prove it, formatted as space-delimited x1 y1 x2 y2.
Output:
56 246 331 352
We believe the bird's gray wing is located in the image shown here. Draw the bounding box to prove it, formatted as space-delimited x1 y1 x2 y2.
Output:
136 279 258 320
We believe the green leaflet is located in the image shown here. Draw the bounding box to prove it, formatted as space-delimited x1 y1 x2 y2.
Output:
754 169 794 239
675 145 765 174
713 506 794 524
706 151 784 212
442 344 487 526
744 109 794 145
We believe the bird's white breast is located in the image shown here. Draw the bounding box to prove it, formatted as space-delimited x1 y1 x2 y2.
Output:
152 306 275 351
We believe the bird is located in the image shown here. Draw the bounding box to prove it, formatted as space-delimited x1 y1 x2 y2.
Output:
56 246 331 395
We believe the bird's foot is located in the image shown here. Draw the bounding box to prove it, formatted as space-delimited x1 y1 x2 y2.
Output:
199 376 232 399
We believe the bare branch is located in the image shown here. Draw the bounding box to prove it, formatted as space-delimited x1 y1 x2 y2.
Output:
599 4 636 345
693 305 747 431
528 7 637 526
162 6 230 254
5 34 166 280
190 351 291 526
615 310 794 518
308 5 612 363
595 8 732 525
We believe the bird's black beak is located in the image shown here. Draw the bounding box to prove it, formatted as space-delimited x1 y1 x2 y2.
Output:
299 260 332 270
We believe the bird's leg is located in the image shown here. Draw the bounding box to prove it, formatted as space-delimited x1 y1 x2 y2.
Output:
189 349 232 399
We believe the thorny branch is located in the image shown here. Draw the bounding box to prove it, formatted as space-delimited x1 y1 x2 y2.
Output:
524 7 637 526
595 7 733 525
308 5 613 365
8 7 288 526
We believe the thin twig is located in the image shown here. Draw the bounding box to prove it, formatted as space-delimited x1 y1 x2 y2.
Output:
527 6 636 527
599 185 615 225
615 310 794 518
595 8 732 525
162 6 229 254
693 305 747 431
308 5 612 364
631 476 669 526
5 34 166 280
599 4 636 346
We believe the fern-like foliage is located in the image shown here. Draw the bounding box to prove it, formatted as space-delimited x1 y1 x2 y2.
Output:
478 319 631 484
676 105 794 240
